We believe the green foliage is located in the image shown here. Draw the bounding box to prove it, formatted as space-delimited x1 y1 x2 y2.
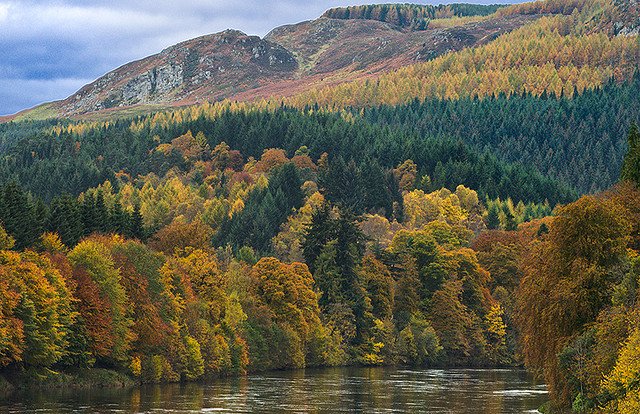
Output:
323 3 504 29
68 238 133 364
216 163 304 252
361 78 640 194
621 123 640 186
181 336 205 380
0 105 575 205
397 315 442 366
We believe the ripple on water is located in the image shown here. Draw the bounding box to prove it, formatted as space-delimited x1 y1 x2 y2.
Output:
0 368 548 414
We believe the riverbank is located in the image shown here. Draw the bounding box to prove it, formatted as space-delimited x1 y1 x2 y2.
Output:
1 361 524 393
0 368 135 394
0 360 530 392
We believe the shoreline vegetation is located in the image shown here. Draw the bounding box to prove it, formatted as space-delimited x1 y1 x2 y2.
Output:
0 363 529 393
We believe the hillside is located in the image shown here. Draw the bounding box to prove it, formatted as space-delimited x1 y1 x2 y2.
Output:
9 6 538 120
4 1 637 122
287 0 640 108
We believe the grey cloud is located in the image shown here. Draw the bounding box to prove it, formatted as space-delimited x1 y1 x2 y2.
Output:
0 77 92 115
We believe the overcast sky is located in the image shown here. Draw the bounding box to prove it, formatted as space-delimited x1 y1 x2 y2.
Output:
0 0 515 115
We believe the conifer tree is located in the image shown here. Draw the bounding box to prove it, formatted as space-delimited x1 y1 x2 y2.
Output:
621 123 640 186
486 203 501 230
129 204 145 240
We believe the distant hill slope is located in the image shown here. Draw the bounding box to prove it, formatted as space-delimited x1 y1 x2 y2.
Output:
7 0 640 122
285 0 640 109
54 30 298 116
10 5 537 120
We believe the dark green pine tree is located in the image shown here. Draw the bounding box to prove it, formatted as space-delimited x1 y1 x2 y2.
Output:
486 203 501 230
320 157 364 212
0 182 38 249
504 206 518 231
49 195 83 246
332 209 372 343
32 197 49 241
94 190 109 233
129 204 145 240
252 190 278 252
621 123 640 186
361 159 393 218
81 194 98 236
269 162 304 210
313 240 344 310
302 204 335 273
386 169 404 222
109 200 129 236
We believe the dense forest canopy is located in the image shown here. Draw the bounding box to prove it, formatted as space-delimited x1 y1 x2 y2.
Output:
359 76 640 193
1 123 639 413
0 107 576 204
0 134 554 382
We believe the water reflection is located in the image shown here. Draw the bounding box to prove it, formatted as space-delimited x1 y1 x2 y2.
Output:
0 367 547 413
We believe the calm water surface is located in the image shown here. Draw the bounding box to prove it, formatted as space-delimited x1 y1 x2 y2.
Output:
0 367 547 413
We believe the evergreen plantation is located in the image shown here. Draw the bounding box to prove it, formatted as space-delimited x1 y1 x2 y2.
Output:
360 76 640 193
0 106 576 203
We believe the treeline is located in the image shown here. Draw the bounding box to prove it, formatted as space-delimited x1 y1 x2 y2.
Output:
497 0 608 17
322 3 504 30
0 182 145 250
0 206 508 382
359 76 640 193
0 107 575 205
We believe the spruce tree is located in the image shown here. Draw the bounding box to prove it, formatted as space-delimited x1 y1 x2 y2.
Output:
504 207 518 231
94 190 109 233
486 203 501 230
0 182 37 249
129 204 145 240
621 123 640 186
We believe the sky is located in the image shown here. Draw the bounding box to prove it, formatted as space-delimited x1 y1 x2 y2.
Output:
0 0 514 115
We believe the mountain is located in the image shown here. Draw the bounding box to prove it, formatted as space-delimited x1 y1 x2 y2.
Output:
10 5 534 120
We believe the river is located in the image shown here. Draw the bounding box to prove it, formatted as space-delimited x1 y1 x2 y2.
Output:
0 367 547 413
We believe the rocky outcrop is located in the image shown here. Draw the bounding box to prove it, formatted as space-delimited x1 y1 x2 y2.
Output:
58 30 298 115
613 0 640 35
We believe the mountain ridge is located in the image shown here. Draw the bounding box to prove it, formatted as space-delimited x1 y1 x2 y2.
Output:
4 0 639 122
5 6 540 121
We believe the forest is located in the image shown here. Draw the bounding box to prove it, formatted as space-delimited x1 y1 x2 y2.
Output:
0 136 549 381
322 3 504 30
359 76 640 193
0 106 575 204
0 123 639 413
